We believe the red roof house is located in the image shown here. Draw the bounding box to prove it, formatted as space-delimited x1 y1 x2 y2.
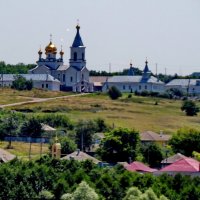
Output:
160 157 200 172
125 161 157 173
155 157 200 177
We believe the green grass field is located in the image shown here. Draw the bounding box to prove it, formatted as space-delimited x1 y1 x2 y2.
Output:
0 141 49 159
0 88 73 105
6 93 200 134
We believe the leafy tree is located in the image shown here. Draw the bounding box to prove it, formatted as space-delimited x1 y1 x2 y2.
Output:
123 187 142 200
72 181 99 200
0 61 35 74
94 118 108 132
108 86 122 100
49 137 77 156
98 128 140 163
20 117 43 137
61 193 73 200
37 114 73 129
11 75 33 90
141 143 163 168
181 100 199 116
123 187 169 200
169 127 200 156
38 190 54 199
75 120 98 151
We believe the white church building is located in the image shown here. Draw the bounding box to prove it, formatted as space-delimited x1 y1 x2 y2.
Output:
102 60 165 93
29 24 93 92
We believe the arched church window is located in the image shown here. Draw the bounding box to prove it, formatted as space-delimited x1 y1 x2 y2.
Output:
74 52 77 61
82 53 85 61
63 74 65 82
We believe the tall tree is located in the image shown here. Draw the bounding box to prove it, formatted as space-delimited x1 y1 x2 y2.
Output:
75 120 97 151
169 127 200 156
98 128 140 163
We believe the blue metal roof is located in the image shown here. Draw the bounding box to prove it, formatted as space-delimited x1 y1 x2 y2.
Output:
72 25 84 47
106 75 163 84
166 79 200 86
0 74 60 83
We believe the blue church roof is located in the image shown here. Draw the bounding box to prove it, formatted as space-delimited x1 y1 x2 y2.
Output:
143 60 151 73
72 25 84 47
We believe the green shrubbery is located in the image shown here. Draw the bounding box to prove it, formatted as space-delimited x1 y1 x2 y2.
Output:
11 75 33 90
108 86 122 100
0 157 200 199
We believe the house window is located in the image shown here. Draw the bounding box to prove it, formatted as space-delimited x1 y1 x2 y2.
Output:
139 85 141 90
129 85 131 90
63 74 65 82
46 84 48 88
58 74 60 80
70 76 73 82
145 85 147 90
82 74 84 80
42 84 44 88
123 85 126 90
74 52 77 61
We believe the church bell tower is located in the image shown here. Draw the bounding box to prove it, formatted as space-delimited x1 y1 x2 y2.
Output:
69 24 86 70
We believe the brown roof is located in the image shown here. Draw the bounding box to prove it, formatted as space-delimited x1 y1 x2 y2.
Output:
0 148 16 163
161 153 187 164
61 150 101 164
89 76 110 83
140 131 171 142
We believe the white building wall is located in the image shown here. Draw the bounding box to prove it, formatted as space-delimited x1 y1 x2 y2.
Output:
102 82 164 93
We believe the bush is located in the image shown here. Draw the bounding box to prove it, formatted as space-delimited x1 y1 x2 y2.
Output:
11 75 33 90
181 100 199 116
140 90 149 96
37 114 73 129
108 86 122 100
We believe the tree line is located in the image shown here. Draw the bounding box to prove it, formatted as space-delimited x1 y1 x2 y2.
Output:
0 157 199 199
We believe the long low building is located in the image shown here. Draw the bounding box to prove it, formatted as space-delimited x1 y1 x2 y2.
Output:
102 61 165 93
166 79 200 95
0 74 60 91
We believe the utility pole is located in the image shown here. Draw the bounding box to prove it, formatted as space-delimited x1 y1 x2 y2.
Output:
81 132 84 152
28 137 32 160
155 63 158 76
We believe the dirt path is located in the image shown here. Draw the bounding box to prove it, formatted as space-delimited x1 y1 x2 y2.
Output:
0 93 87 108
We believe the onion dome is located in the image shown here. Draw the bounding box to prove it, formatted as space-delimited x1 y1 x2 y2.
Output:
38 48 42 55
45 41 57 54
60 46 64 56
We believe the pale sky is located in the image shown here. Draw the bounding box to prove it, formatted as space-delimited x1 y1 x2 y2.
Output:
0 0 200 75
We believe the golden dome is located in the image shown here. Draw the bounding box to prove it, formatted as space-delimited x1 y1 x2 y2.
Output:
45 41 57 54
60 46 64 56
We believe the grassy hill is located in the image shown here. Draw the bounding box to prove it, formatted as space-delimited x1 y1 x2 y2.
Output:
4 91 200 134
0 88 72 105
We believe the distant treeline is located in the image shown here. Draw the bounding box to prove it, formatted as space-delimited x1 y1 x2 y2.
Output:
0 61 36 74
